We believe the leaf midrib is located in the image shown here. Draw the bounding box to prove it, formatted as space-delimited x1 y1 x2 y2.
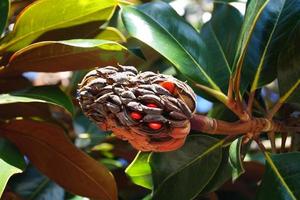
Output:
265 152 297 200
130 7 221 91
9 41 124 64
154 138 224 196
0 3 116 51
1 125 113 200
251 0 285 92
208 23 232 73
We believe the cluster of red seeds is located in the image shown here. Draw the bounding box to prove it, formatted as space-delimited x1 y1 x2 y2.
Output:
130 81 176 130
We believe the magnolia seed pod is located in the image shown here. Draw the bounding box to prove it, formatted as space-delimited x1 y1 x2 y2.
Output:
77 65 196 152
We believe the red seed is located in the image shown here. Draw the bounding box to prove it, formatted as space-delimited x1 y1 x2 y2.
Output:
148 122 162 130
130 112 142 120
147 103 158 108
160 81 175 94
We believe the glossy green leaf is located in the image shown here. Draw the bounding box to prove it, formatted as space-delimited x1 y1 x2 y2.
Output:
229 138 245 181
241 0 300 92
121 2 223 92
0 0 118 52
2 39 127 75
0 0 9 35
202 148 232 194
0 138 26 197
0 86 74 115
233 0 269 91
276 1 300 104
150 135 223 200
125 152 153 189
257 152 300 199
200 2 243 73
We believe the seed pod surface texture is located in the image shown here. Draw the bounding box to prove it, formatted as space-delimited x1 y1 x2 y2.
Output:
78 65 196 152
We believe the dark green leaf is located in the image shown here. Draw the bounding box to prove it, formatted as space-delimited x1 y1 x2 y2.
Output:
125 152 153 189
0 0 9 35
2 39 127 75
121 2 224 92
229 138 245 181
241 0 300 92
200 2 243 73
276 1 300 104
10 165 64 200
0 0 118 52
202 147 232 194
0 138 26 197
0 86 74 115
256 152 300 199
150 135 223 200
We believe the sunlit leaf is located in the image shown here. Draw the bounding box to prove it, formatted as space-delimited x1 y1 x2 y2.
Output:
1 39 127 75
95 27 126 43
0 0 9 35
0 138 26 197
122 2 223 92
0 86 74 115
257 152 300 199
150 135 223 200
0 119 117 200
125 151 153 189
0 0 118 52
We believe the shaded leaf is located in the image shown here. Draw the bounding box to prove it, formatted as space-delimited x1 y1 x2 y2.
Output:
0 0 9 35
0 0 118 52
257 152 300 199
0 102 51 121
150 135 223 200
233 0 269 91
229 138 245 181
1 39 127 75
0 76 31 93
0 86 74 115
0 119 117 200
121 2 224 92
0 138 26 197
276 2 300 104
202 147 232 194
242 0 300 92
200 2 243 73
125 152 152 190
10 165 64 200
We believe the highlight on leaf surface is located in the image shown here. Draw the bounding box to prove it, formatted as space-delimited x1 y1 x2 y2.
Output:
77 65 196 152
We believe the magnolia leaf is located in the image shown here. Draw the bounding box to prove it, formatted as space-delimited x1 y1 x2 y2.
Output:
150 135 223 200
0 86 74 115
0 138 26 197
1 39 127 75
0 0 9 35
125 151 153 190
122 2 224 92
242 0 300 92
0 119 117 200
0 0 118 52
257 152 300 199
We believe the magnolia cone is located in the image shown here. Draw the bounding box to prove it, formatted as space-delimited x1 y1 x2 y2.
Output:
77 65 196 152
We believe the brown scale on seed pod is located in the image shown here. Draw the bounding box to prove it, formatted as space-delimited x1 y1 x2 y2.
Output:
77 65 196 152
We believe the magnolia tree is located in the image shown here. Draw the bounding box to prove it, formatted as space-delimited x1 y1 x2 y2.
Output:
0 0 300 199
